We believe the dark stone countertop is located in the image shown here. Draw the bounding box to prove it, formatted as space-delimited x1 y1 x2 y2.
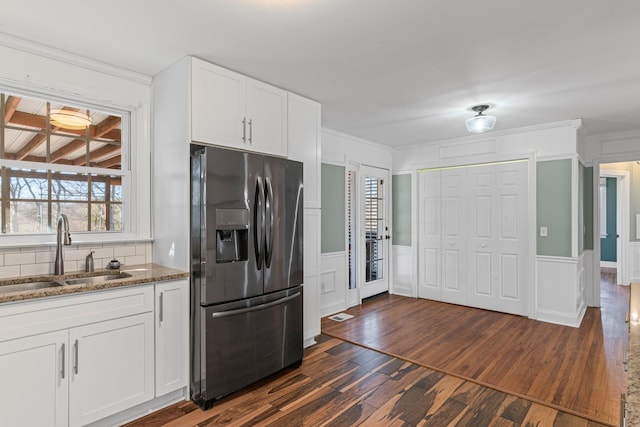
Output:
0 263 189 304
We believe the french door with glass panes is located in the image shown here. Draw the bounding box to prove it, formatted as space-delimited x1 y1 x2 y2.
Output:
360 166 390 300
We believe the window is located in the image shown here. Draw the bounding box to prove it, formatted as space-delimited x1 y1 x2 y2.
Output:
599 177 607 238
347 170 357 289
0 92 126 234
364 176 384 282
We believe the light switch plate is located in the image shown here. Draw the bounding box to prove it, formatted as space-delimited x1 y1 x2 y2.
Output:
540 226 548 237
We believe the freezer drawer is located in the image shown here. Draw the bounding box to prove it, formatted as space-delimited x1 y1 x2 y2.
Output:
196 286 303 408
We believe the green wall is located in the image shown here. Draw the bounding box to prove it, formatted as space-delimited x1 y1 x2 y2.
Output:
578 163 584 254
321 163 345 253
584 167 594 250
537 160 572 257
601 177 617 262
392 174 412 246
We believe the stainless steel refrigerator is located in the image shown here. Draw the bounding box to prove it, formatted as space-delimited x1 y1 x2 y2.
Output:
190 144 304 409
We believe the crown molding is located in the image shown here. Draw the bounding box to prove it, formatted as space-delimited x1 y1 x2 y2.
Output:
321 127 393 153
394 119 583 152
0 32 151 85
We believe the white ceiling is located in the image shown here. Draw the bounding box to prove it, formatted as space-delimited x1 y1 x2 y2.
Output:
1 0 639 147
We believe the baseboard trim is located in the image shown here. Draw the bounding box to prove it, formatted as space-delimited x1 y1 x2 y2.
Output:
600 261 617 268
87 388 187 427
536 307 584 328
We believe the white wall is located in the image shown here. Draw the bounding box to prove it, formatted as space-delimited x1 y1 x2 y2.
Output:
393 120 587 327
0 35 153 278
320 128 393 316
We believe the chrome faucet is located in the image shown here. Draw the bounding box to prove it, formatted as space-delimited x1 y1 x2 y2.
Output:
54 214 72 275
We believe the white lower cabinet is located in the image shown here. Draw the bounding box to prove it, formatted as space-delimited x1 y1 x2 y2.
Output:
155 280 188 396
69 313 154 426
0 330 68 427
0 281 188 427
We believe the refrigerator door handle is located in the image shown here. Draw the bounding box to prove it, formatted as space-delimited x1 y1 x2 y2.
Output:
254 176 265 269
264 177 274 268
210 292 300 318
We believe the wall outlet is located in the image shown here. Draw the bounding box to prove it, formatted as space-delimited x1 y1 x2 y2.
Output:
540 226 548 237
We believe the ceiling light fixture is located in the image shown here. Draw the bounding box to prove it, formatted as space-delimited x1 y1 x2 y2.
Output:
465 104 496 134
50 109 91 130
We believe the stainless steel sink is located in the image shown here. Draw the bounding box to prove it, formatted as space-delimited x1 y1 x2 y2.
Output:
63 272 132 286
0 272 133 295
0 280 65 294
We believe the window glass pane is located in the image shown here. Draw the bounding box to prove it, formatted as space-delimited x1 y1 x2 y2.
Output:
51 173 88 201
8 201 48 233
91 203 107 231
3 129 48 163
109 204 122 231
91 203 122 232
52 202 88 232
111 179 122 202
91 179 106 202
9 169 48 200
88 141 121 169
50 135 86 164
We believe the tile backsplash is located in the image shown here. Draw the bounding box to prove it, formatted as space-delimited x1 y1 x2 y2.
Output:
0 242 153 278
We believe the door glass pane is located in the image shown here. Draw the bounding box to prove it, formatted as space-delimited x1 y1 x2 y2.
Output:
348 171 357 289
365 177 384 283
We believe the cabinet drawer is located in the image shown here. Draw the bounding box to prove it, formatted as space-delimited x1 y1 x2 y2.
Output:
0 285 154 342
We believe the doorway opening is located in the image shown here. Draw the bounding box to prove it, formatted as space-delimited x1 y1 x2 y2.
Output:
598 163 632 288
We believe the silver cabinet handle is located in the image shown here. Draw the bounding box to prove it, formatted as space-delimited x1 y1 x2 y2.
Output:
73 339 79 375
248 119 253 144
242 117 246 142
61 343 66 379
159 292 164 323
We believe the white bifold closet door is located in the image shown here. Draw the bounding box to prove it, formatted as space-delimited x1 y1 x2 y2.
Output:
418 160 528 316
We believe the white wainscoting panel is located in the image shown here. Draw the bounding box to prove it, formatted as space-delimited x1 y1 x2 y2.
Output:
303 208 321 346
583 250 595 306
320 252 347 317
303 274 320 347
303 209 321 277
536 256 586 327
392 245 414 297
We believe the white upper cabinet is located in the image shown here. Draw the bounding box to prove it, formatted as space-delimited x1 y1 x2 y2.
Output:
287 93 321 208
191 60 245 149
191 58 288 156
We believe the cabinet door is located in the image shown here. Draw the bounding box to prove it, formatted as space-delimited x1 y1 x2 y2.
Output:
191 58 245 148
288 93 321 208
0 330 69 427
69 313 154 427
246 78 288 156
155 280 189 396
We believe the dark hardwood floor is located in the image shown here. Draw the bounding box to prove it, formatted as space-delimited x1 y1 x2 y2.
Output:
126 273 626 426
126 335 606 427
321 277 628 426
